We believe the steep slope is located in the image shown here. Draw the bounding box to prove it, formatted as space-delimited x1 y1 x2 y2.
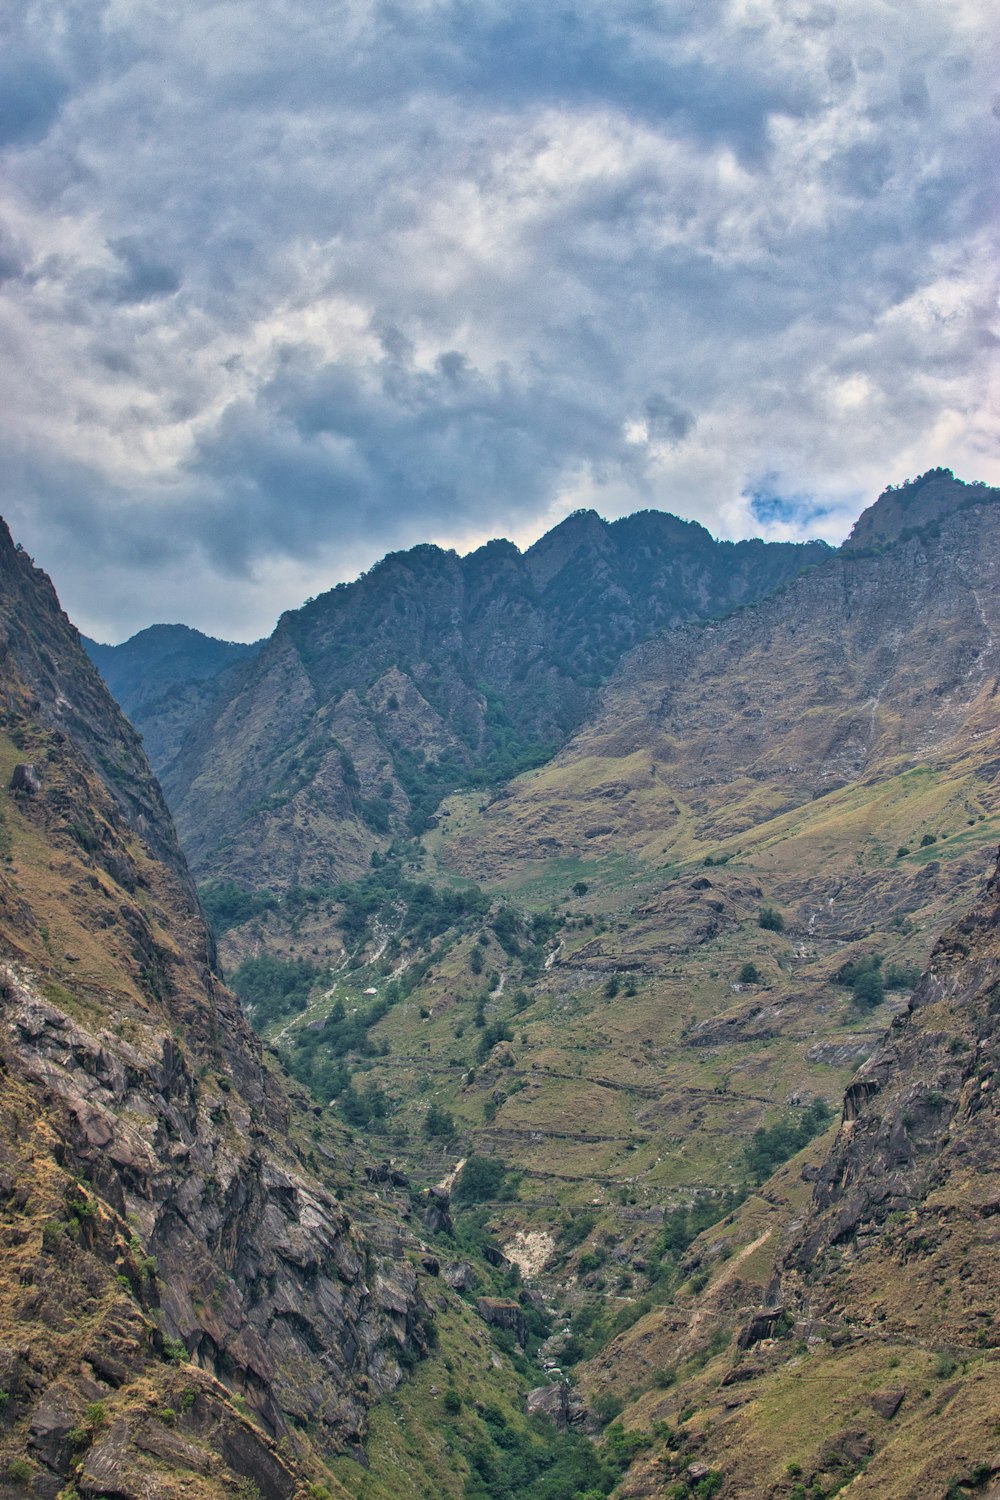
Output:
159 513 827 890
0 527 439 1497
221 474 1000 1389
443 471 1000 881
84 625 261 776
582 844 1000 1499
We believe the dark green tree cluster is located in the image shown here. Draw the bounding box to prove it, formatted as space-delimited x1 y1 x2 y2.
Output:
199 880 278 936
458 1405 617 1500
229 954 319 1027
453 1155 511 1204
742 1099 832 1184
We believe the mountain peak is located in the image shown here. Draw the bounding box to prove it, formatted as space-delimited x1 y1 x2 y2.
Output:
843 467 999 552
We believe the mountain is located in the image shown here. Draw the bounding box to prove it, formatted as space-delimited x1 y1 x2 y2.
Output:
150 512 828 892
84 625 261 776
14 469 1000 1497
403 470 1000 1228
579 844 1000 1498
177 471 1000 1491
0 526 441 1496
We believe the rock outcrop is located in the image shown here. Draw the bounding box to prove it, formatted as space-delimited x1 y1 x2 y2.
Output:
0 520 429 1495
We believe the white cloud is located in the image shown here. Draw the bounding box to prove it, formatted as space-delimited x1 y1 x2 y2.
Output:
0 0 998 638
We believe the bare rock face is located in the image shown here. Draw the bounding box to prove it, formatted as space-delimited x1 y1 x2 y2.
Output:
442 1260 478 1292
791 847 1000 1270
476 1297 527 1347
736 1306 787 1350
0 518 430 1493
422 1184 454 1236
870 1387 905 1420
9 762 41 795
526 1382 569 1429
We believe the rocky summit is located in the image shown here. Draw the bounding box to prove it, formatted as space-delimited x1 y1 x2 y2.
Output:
5 469 1000 1500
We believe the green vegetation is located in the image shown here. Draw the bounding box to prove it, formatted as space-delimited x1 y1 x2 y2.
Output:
230 954 320 1026
742 1099 832 1184
453 1155 511 1204
199 879 278 935
458 1407 618 1500
833 953 919 1012
336 863 488 950
424 1103 457 1139
758 906 785 932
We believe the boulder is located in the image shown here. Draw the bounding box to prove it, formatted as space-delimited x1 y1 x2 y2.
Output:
422 1185 453 1236
10 762 42 795
28 1389 80 1475
870 1387 905 1420
442 1261 477 1292
476 1297 526 1347
737 1306 787 1349
526 1383 569 1430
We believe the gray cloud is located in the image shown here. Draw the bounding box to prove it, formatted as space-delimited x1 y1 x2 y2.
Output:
0 0 998 640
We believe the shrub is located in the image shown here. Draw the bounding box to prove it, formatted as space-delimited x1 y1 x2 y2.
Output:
920 832 938 847
738 962 761 984
453 1155 508 1204
423 1102 456 1139
758 906 784 932
742 1098 832 1183
852 968 885 1011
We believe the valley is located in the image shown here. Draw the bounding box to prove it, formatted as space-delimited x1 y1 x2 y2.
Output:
3 469 1000 1498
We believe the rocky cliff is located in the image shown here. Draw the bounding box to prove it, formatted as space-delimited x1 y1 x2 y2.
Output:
83 625 261 776
573 844 1000 1498
0 525 430 1498
149 512 826 891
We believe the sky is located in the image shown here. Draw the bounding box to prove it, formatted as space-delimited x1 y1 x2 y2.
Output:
1 1 998 643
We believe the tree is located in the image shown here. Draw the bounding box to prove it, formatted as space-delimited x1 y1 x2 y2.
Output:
738 962 761 984
423 1102 456 1139
758 905 784 932
852 968 884 1011
453 1154 507 1203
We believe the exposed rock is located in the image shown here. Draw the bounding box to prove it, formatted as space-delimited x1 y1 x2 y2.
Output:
737 1307 787 1349
365 1159 411 1188
9 762 41 795
422 1185 454 1236
526 1383 569 1430
819 1425 874 1471
870 1387 905 1420
442 1261 478 1292
476 1298 527 1347
0 520 429 1493
28 1388 80 1475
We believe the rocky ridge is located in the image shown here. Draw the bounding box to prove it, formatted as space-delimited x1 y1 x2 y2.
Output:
584 845 1000 1498
140 511 827 891
0 523 432 1497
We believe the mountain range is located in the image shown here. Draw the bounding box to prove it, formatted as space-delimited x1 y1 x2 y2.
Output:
3 467 1000 1498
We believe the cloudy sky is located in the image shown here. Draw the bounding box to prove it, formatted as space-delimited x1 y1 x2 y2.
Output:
2 0 998 642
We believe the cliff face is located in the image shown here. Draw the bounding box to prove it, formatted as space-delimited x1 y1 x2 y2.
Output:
0 524 427 1498
445 476 1000 879
791 842 1000 1292
147 513 827 890
83 625 261 776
